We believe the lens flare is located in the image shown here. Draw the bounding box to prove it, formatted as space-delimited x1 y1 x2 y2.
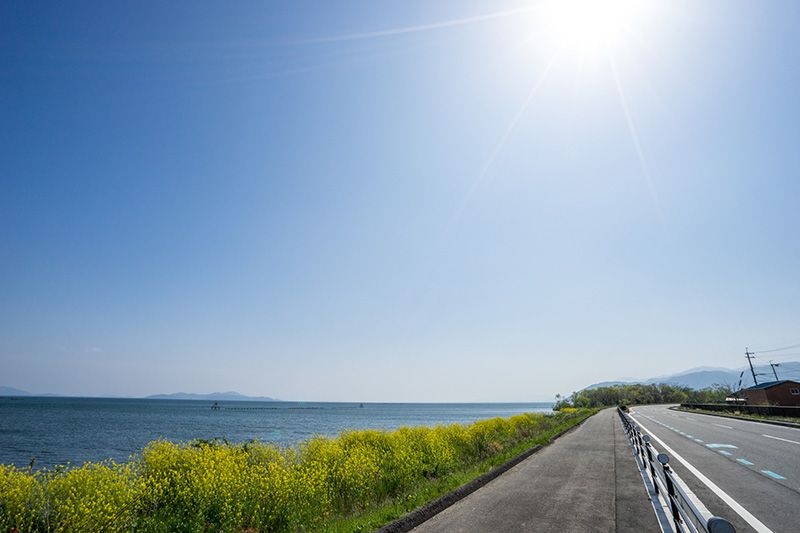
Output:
541 0 647 59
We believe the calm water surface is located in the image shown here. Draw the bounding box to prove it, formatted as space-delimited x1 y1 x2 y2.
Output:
0 397 552 468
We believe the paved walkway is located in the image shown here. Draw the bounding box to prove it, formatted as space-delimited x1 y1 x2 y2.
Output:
412 408 658 532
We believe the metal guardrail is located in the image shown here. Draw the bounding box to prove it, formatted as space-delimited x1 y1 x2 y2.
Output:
617 407 736 533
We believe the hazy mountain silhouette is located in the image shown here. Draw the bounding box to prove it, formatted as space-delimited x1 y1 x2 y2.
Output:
585 362 800 390
146 391 279 401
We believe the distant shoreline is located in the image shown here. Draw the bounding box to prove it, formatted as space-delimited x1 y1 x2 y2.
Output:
0 395 554 405
0 394 281 402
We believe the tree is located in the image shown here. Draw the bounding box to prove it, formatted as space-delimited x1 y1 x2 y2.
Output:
553 383 733 409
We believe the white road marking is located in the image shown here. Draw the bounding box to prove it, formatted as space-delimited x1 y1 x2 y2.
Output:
762 434 800 445
631 415 773 533
714 423 733 429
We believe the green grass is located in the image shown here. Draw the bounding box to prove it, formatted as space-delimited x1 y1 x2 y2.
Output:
0 409 596 533
676 406 800 425
319 411 596 533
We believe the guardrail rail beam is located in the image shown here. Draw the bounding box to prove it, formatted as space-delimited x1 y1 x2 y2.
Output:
616 407 736 533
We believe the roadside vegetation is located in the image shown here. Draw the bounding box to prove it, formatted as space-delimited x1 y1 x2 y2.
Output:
677 406 800 425
0 409 594 533
554 383 732 410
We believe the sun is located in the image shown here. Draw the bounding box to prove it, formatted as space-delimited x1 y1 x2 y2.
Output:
540 0 648 60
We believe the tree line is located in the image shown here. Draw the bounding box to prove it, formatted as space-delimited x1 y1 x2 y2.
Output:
554 383 732 409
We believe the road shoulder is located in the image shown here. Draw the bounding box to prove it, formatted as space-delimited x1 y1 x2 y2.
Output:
411 408 658 532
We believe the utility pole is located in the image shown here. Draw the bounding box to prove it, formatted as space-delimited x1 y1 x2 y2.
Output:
745 347 758 386
769 360 780 381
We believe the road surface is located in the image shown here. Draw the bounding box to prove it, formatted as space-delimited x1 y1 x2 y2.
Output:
412 408 657 532
630 405 800 532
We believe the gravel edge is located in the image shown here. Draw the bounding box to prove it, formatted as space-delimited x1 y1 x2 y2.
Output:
374 415 592 533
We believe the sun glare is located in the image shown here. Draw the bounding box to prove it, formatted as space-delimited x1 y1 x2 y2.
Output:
541 0 647 60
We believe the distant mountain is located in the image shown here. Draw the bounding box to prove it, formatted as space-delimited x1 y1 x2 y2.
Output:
0 387 279 400
584 381 630 390
667 365 733 376
0 386 32 396
146 391 279 401
584 361 800 391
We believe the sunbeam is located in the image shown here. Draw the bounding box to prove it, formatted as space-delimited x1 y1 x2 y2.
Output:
607 50 665 227
442 48 561 240
294 5 543 44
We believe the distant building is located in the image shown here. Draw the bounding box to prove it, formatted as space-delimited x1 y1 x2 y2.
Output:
740 380 800 406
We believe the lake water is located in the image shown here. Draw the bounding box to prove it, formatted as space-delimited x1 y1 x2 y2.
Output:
0 397 553 468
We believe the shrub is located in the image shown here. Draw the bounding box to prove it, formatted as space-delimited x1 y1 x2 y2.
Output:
0 410 589 532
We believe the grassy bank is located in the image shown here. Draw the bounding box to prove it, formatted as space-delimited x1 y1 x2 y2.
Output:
0 409 595 533
676 406 800 426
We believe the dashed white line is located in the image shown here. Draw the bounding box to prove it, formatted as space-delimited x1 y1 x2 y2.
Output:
630 414 773 533
714 423 733 429
761 470 787 481
762 434 800 445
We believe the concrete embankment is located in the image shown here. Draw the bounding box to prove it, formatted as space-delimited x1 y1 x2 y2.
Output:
408 408 657 532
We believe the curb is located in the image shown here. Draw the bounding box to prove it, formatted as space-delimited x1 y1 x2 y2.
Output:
671 406 800 429
375 414 593 533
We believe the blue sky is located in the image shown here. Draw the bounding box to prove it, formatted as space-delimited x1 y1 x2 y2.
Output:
2 1 799 401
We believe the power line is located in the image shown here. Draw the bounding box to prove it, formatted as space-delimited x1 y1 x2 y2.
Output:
752 342 800 354
759 352 800 359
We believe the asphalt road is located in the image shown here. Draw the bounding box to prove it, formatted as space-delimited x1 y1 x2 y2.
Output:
630 405 800 533
412 408 657 532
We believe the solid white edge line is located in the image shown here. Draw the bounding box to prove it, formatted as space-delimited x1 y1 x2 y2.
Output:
762 434 800 445
631 414 773 533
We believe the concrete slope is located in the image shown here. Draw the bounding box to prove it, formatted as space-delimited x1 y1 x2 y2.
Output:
631 404 800 532
412 408 657 532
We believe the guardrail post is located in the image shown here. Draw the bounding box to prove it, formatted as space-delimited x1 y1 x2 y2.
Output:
642 435 658 495
621 410 736 533
637 431 646 463
657 454 683 532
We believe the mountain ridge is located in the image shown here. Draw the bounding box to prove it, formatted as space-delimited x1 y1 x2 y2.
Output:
0 386 32 396
0 387 279 401
584 361 800 390
145 391 279 401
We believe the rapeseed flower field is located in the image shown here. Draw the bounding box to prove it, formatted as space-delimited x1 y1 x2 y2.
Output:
0 409 591 532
